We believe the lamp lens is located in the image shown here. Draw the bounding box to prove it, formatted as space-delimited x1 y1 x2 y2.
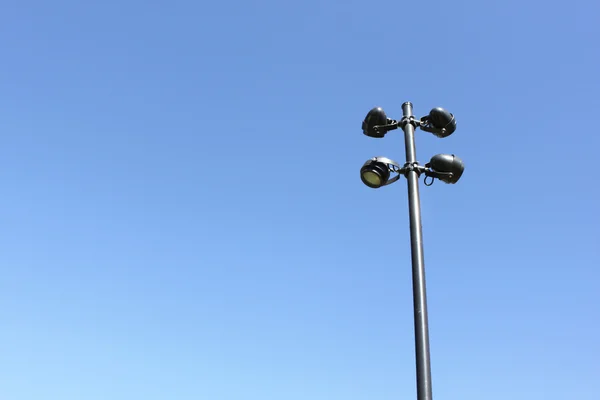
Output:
362 170 382 187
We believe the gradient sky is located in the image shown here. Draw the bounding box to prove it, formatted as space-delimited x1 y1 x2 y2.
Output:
1 1 599 399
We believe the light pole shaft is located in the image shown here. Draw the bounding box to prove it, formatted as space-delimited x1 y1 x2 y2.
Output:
401 102 433 400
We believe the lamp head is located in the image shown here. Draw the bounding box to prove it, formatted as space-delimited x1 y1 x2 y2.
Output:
424 107 456 137
426 154 464 184
362 107 388 138
360 157 400 188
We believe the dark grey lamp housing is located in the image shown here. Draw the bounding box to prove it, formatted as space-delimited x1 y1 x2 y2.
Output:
420 107 456 138
360 157 401 188
362 107 399 138
426 154 464 184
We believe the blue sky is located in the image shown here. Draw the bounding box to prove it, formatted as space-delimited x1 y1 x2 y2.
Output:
1 1 599 399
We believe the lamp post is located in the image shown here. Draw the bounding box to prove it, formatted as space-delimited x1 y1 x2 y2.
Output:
360 102 464 400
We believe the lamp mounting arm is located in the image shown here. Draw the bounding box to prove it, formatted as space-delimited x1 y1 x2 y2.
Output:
399 116 419 129
397 162 454 183
398 162 426 177
372 118 400 136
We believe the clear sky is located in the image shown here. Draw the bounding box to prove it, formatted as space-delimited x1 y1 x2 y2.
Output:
1 1 599 399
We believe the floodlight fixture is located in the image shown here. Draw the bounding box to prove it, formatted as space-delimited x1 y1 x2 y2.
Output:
426 154 464 184
360 157 401 188
362 107 399 138
357 101 465 400
420 107 456 138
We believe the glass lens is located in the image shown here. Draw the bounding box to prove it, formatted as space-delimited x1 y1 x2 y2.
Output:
362 171 382 187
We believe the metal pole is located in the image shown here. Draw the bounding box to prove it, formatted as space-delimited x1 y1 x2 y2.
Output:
401 101 433 400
